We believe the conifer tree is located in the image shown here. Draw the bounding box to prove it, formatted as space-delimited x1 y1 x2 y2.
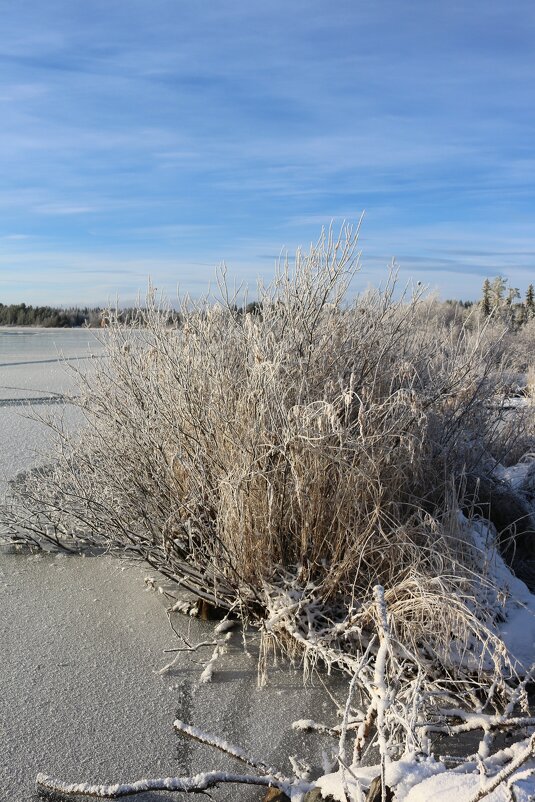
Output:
491 275 507 307
481 278 492 317
526 284 535 318
506 287 518 304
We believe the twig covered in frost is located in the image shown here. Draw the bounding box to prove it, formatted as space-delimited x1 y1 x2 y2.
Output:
36 770 302 798
373 584 391 802
338 636 376 765
336 756 365 802
347 591 393 768
160 627 232 678
199 635 230 683
159 639 217 674
422 713 535 736
36 718 313 800
173 719 286 780
466 732 535 802
503 660 535 718
214 618 236 634
163 640 218 654
292 718 363 737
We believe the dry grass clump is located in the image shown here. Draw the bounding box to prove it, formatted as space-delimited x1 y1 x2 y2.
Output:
526 364 535 400
0 225 521 683
500 317 535 374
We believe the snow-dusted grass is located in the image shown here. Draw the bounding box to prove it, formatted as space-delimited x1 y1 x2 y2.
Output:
526 365 535 404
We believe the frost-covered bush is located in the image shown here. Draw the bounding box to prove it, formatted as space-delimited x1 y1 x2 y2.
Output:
1 225 527 684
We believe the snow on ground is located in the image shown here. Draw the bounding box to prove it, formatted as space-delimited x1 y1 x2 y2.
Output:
0 329 338 802
495 461 532 491
317 746 535 802
464 516 535 672
494 558 535 673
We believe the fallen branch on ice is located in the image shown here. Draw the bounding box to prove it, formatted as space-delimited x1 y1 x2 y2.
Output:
173 718 286 779
36 770 306 799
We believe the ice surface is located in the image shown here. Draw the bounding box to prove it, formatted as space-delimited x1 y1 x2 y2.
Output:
0 328 101 497
0 326 99 364
0 330 339 802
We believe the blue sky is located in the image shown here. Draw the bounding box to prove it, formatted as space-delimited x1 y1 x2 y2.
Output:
1 1 535 305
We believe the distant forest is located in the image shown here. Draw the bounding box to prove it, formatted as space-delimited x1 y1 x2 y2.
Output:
0 303 182 328
0 303 103 327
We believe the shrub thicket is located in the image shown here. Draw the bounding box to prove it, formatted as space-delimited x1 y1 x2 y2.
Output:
3 225 533 687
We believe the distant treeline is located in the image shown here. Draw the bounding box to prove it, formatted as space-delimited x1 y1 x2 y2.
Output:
0 303 186 328
0 302 260 328
0 303 103 327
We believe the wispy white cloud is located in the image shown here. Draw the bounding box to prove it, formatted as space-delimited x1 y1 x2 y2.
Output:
35 204 99 215
1 1 535 303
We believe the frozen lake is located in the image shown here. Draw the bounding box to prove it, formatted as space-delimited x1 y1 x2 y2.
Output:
0 328 98 494
0 329 334 802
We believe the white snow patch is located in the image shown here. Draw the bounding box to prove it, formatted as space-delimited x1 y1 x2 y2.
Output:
466 515 535 670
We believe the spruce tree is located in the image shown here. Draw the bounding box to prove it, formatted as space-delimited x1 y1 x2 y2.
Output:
526 284 535 318
481 278 492 317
